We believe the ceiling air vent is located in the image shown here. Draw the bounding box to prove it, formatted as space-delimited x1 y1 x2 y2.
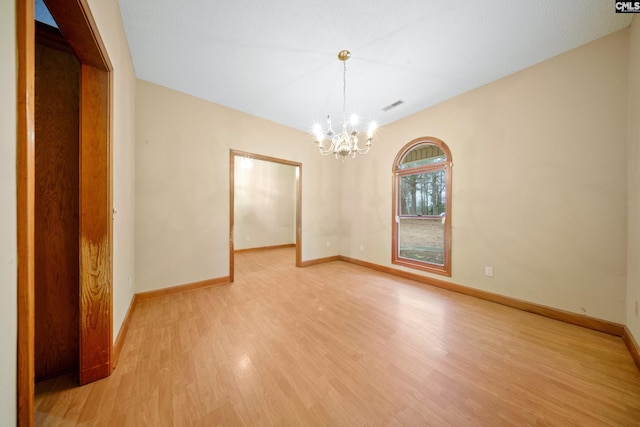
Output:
381 100 404 112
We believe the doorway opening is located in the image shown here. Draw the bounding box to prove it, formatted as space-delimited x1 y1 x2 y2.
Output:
229 150 302 282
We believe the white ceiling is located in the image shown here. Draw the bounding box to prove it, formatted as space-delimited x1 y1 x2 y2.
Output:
117 0 632 133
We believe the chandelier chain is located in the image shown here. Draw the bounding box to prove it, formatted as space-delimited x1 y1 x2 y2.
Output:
342 60 347 121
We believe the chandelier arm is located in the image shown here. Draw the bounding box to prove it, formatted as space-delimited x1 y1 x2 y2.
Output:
356 146 371 155
316 140 335 155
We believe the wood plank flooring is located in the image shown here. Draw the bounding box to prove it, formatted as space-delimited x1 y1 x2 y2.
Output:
35 247 640 426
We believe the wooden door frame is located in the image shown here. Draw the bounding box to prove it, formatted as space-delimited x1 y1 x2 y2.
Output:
229 150 302 282
17 0 113 425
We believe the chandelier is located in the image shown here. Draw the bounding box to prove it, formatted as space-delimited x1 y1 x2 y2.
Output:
312 50 376 159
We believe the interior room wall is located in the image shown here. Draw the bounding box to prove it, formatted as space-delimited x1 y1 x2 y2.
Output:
86 0 137 339
627 16 640 342
135 79 342 293
0 1 17 423
341 29 630 324
234 158 296 251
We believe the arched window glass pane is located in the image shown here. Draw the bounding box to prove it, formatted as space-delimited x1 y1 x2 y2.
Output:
398 144 446 170
393 138 452 276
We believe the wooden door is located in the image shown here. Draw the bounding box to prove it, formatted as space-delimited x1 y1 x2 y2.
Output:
34 24 81 381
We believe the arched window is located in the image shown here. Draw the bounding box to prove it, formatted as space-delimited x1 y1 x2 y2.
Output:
392 137 452 276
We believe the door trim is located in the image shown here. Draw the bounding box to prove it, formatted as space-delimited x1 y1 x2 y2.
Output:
16 0 35 424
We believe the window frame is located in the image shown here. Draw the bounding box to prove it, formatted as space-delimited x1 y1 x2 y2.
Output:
392 137 452 276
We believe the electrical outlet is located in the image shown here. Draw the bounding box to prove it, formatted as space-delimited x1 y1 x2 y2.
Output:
128 276 132 289
359 245 364 251
326 241 331 248
635 300 639 317
485 266 493 277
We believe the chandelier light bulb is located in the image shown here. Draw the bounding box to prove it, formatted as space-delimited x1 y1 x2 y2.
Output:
313 123 323 142
367 122 377 139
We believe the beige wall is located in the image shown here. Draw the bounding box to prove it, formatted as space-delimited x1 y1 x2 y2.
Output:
342 29 630 323
0 0 17 423
628 16 640 342
234 158 296 251
135 79 342 292
85 0 137 341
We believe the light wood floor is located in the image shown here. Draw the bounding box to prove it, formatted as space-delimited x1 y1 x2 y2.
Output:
35 247 640 426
